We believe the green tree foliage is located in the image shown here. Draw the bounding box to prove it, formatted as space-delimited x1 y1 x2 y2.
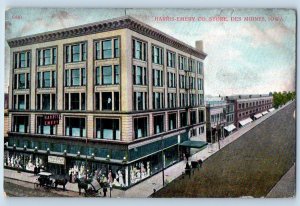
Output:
272 91 296 108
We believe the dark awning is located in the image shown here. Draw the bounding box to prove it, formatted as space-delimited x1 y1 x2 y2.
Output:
179 141 208 149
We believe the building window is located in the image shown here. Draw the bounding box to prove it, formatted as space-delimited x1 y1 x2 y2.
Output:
198 78 203 90
36 116 56 135
65 93 85 110
66 42 86 63
37 47 57 66
180 112 187 127
179 93 187 107
13 94 29 110
167 51 176 68
65 117 86 137
95 92 119 111
133 65 147 85
102 92 112 110
190 111 197 125
179 75 186 89
133 39 147 61
154 115 164 134
168 113 177 130
37 71 55 88
18 73 26 89
134 92 147 111
134 117 148 139
168 93 176 108
13 115 29 133
188 58 196 72
178 55 187 70
95 38 119 60
14 51 30 69
167 72 176 88
199 110 205 123
153 69 163 87
95 65 120 85
65 68 86 87
197 61 203 74
96 118 120 140
153 92 164 109
152 46 163 65
42 71 51 88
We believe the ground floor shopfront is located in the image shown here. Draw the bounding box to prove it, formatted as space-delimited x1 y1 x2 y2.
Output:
4 130 196 188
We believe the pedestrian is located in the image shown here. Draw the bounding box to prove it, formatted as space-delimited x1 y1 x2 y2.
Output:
33 165 37 176
69 171 73 183
103 186 107 197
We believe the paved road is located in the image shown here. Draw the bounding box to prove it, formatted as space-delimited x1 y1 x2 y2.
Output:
154 101 296 197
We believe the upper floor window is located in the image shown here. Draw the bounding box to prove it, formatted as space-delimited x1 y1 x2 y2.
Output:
153 69 163 87
95 92 119 111
14 73 30 89
37 47 57 66
66 42 86 63
134 92 147 111
14 51 31 69
168 113 177 130
180 112 187 127
168 93 176 108
134 117 148 139
65 92 85 111
95 65 120 85
167 51 176 68
197 78 203 90
36 116 56 135
133 65 147 85
13 94 29 110
153 92 164 109
65 68 86 87
65 117 86 137
95 38 119 60
36 93 56 111
96 118 120 140
167 72 176 88
37 71 56 88
178 55 187 70
133 39 147 61
179 75 186 89
197 61 203 74
154 115 164 134
190 111 197 125
13 115 29 133
189 58 196 72
152 46 163 65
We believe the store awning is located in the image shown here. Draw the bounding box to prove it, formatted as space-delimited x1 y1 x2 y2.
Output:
179 140 208 149
239 117 253 126
254 113 263 119
268 108 275 112
262 111 268 115
224 124 236 132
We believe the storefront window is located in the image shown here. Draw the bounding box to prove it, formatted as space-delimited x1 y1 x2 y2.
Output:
13 115 29 133
168 113 177 130
134 117 148 139
154 115 164 134
65 117 86 137
95 118 120 140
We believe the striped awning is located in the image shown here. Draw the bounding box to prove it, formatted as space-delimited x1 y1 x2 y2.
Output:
239 118 253 126
224 124 236 132
254 113 263 119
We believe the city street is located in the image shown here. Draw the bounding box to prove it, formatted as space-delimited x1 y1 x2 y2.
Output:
153 101 296 198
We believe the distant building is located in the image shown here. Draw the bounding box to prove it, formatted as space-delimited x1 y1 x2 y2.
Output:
224 101 236 136
205 97 227 143
4 93 9 138
225 94 273 128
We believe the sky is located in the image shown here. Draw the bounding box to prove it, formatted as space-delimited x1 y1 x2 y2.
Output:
4 8 296 96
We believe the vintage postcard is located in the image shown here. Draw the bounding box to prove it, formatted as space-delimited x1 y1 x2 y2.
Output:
3 8 296 198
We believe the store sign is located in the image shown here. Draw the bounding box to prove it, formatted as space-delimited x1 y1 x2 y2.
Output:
43 114 61 126
48 156 65 165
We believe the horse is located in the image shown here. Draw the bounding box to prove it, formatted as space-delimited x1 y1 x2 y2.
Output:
54 175 68 191
76 178 89 195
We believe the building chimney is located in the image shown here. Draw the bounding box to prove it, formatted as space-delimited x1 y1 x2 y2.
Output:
195 40 204 52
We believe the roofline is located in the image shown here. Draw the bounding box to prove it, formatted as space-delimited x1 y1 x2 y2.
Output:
7 15 207 59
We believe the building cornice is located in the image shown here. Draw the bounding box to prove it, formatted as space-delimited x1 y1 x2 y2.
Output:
7 16 207 59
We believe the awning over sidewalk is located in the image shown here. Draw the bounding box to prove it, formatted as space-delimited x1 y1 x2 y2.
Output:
262 111 269 115
268 108 275 112
224 124 236 132
179 140 208 149
254 113 263 119
239 117 253 126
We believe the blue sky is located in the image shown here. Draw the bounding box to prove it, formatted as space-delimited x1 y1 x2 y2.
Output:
5 8 296 95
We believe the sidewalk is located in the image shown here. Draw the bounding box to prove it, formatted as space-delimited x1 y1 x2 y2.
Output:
266 164 296 198
4 101 293 198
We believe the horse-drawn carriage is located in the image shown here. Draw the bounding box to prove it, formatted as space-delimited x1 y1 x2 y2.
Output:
77 178 104 197
34 172 68 191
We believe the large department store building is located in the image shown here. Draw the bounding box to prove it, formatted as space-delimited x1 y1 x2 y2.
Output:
5 16 207 188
